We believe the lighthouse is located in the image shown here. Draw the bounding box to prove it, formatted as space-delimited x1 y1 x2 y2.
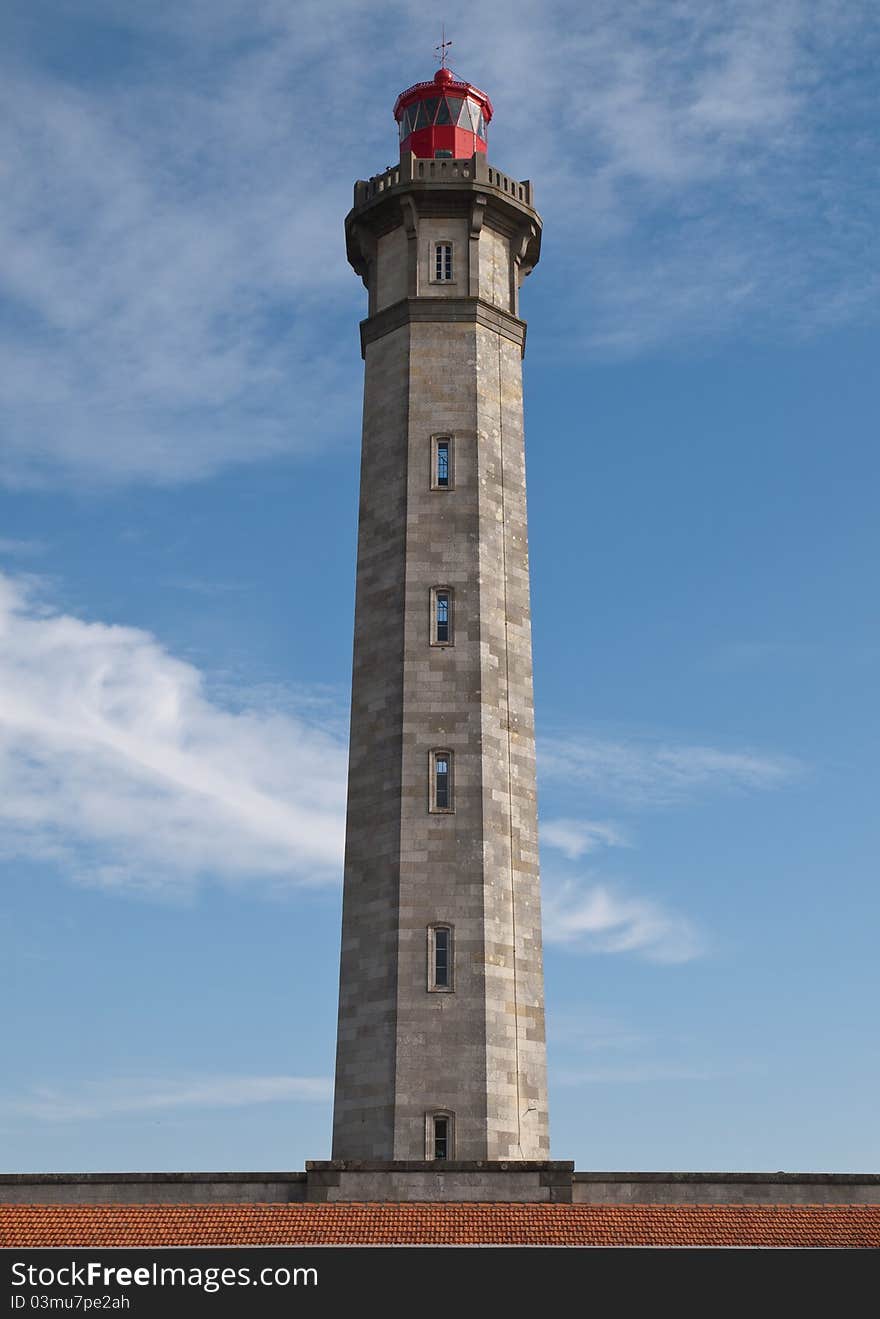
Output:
331 63 548 1165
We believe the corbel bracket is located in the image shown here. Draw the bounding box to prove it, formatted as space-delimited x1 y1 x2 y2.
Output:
400 195 419 297
469 195 487 238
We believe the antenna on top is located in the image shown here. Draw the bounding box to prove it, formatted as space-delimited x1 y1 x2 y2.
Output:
435 25 452 69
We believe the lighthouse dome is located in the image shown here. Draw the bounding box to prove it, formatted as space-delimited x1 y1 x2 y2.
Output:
393 67 493 160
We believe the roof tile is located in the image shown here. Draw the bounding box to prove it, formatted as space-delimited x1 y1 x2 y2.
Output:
1 1202 879 1249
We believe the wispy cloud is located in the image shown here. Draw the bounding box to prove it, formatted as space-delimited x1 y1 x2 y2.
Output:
548 1009 648 1055
553 1061 757 1085
711 638 880 676
0 8 361 488
0 571 796 917
166 577 249 597
539 733 800 959
542 817 629 860
548 1006 761 1084
0 539 47 557
517 1 880 354
543 877 704 963
547 1002 765 1086
0 1 876 486
540 734 801 808
0 1075 332 1123
0 572 347 893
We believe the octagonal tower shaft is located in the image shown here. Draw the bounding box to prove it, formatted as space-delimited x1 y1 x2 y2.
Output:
332 148 548 1161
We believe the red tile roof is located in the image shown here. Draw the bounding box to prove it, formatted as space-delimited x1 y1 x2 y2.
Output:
2 1203 879 1248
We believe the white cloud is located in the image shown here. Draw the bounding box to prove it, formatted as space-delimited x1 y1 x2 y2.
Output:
0 16 361 488
430 0 878 354
0 1075 332 1123
543 877 704 963
540 734 800 807
0 1 875 485
541 817 628 860
0 573 347 892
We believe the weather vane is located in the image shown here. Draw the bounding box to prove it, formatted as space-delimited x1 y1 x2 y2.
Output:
435 25 452 69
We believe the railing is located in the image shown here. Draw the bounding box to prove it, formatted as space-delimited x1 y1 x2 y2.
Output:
414 158 473 182
486 167 531 207
354 163 401 205
353 155 533 209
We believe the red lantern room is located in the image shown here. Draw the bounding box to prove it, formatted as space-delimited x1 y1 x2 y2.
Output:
393 66 493 160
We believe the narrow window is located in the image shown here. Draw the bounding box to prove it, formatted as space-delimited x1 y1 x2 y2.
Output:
430 587 453 646
437 440 449 485
434 1114 450 1160
426 1110 455 1159
435 754 450 809
428 924 453 992
432 436 452 490
430 750 453 812
435 590 449 643
434 242 453 282
435 926 450 987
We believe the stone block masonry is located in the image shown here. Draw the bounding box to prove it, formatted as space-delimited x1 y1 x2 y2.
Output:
332 153 547 1161
3 1169 879 1206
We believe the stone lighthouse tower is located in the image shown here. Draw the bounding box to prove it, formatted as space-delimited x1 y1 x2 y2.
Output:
331 64 548 1168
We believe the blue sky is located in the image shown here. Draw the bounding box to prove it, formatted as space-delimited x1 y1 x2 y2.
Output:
1 0 878 1173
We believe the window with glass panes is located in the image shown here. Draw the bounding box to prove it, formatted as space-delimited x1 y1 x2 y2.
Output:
398 95 487 141
433 1114 450 1160
434 437 451 488
430 925 452 990
431 587 452 645
436 590 449 642
435 242 453 281
431 751 452 811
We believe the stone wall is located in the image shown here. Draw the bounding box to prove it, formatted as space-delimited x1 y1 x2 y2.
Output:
3 1168 879 1205
0 1173 307 1206
572 1172 880 1206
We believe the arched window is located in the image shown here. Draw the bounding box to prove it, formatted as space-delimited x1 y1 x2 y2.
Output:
428 1111 454 1160
428 924 453 992
430 586 453 646
430 750 453 812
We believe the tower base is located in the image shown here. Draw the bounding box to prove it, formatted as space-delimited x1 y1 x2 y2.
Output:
304 1160 574 1203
